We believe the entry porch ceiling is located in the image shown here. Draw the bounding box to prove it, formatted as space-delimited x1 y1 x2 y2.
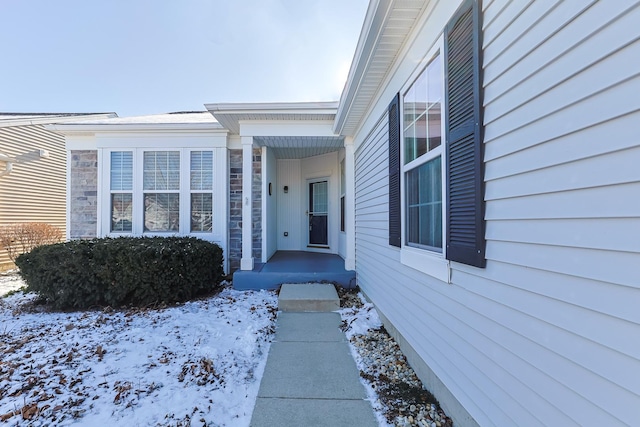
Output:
254 135 344 159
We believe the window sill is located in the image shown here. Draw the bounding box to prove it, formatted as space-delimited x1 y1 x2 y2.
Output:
400 246 450 283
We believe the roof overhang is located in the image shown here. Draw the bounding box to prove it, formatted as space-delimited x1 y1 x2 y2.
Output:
206 102 338 135
0 113 117 128
206 102 344 159
334 0 428 136
47 113 226 136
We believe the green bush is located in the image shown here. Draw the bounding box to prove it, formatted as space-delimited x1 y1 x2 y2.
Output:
15 237 224 310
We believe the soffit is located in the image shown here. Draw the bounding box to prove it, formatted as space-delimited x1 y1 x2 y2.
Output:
335 0 428 136
253 135 344 159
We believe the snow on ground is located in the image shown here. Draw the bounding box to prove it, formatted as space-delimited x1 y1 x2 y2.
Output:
0 271 23 297
0 273 277 426
1 273 446 427
339 295 392 427
339 293 453 427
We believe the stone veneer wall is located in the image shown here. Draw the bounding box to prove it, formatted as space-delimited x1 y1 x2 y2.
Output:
228 148 263 273
252 148 262 261
228 150 243 272
69 150 98 239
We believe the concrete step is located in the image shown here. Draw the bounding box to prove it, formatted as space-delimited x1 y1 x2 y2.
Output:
278 283 339 312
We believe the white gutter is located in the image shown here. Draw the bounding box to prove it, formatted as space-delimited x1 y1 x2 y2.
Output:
0 113 117 128
333 0 392 136
205 101 339 114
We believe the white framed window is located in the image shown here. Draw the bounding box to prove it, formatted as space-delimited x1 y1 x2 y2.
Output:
110 151 133 233
390 0 485 275
403 50 443 252
190 151 213 233
143 151 180 232
399 37 450 282
104 148 215 237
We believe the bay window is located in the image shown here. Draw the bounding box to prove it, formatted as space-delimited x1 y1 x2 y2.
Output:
106 149 215 236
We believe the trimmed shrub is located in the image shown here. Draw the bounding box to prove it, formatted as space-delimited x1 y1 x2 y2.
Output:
15 237 224 310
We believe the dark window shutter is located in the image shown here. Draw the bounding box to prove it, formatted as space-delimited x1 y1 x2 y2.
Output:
388 93 401 248
444 0 486 267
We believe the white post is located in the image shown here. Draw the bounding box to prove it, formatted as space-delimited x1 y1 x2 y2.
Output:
344 137 356 271
240 136 254 270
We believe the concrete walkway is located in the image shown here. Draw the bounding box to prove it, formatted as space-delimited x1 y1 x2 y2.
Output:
250 284 378 427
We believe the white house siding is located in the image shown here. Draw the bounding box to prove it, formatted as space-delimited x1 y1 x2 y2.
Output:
0 124 67 269
277 159 302 251
354 0 640 426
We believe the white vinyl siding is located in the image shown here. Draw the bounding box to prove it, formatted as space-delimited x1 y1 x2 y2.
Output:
354 0 640 426
0 124 66 269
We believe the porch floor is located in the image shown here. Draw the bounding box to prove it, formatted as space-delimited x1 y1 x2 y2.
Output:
232 251 356 290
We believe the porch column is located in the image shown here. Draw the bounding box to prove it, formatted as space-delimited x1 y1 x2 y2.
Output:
241 136 254 270
345 137 356 271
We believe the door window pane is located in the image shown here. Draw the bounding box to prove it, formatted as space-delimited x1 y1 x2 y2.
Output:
312 181 328 213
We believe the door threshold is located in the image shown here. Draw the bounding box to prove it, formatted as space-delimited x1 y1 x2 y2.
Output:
307 245 330 249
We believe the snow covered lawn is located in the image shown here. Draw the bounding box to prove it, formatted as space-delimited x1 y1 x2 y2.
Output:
0 275 277 426
1 272 452 427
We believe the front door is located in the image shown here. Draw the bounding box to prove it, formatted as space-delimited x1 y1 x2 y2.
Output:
308 180 328 246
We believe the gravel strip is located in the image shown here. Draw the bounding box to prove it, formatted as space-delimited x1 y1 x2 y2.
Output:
337 287 453 427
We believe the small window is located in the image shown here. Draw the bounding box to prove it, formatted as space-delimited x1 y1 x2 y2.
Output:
190 151 213 232
110 151 132 232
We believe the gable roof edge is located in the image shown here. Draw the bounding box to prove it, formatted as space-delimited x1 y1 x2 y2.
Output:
334 0 392 136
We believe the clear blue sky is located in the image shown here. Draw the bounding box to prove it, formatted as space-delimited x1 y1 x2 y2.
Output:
0 0 368 117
